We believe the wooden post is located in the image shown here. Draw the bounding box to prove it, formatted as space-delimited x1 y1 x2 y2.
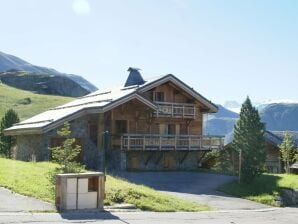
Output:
143 136 146 151
159 136 162 150
127 135 130 151
238 149 242 184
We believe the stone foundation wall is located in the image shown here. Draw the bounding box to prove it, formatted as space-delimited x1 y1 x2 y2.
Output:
15 115 104 170
15 134 47 161
125 151 206 170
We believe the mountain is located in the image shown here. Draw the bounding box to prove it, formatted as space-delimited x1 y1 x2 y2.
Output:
224 100 241 113
205 102 298 137
260 103 298 131
0 71 90 97
0 51 97 96
204 105 239 136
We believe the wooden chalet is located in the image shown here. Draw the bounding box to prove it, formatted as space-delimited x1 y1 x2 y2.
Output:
5 68 224 170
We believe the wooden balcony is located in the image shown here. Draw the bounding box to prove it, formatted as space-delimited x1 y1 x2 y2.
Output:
120 134 224 151
154 101 196 119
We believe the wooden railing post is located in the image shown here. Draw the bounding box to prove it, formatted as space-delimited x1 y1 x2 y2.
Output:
143 136 146 150
159 136 162 150
121 136 123 151
127 135 130 150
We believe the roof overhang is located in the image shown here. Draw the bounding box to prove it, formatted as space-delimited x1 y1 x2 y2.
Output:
5 93 157 136
138 74 218 113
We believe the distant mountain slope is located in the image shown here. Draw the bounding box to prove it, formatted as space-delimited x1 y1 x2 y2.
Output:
204 105 239 136
0 83 73 121
205 103 298 137
0 51 97 94
0 71 89 97
260 103 298 131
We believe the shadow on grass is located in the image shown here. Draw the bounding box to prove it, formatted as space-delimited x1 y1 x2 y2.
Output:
217 174 282 198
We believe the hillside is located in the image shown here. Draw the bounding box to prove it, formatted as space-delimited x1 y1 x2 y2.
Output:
0 83 73 121
205 103 298 137
260 103 298 131
0 71 90 97
0 51 97 95
204 105 239 136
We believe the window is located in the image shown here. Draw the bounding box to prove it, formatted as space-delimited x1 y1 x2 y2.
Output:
115 120 127 134
153 92 165 102
159 124 177 135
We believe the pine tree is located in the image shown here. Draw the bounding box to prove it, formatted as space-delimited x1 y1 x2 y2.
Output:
279 132 296 173
50 122 84 173
0 109 20 158
233 97 266 183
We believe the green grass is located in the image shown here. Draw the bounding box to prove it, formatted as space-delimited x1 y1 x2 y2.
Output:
218 173 298 206
0 158 208 212
0 84 73 120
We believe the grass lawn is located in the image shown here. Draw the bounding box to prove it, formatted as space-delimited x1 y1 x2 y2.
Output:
218 173 298 206
0 158 208 212
0 84 73 120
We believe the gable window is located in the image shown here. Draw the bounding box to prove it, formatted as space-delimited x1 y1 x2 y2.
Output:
153 92 165 102
115 120 127 134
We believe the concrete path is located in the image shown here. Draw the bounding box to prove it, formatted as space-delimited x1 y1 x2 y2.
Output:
0 208 298 224
0 187 55 212
113 171 269 210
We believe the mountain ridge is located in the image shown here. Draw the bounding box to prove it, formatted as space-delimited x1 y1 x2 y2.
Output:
0 51 97 95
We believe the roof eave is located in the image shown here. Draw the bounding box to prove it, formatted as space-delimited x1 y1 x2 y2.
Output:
139 74 218 113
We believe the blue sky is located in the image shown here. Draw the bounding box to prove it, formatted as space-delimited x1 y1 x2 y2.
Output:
0 0 297 104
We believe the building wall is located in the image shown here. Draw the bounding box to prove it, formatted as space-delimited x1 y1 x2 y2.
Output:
228 142 282 174
15 114 104 170
15 134 47 161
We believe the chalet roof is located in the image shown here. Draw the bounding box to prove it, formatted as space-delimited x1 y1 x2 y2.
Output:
224 130 298 147
270 131 298 147
5 73 218 135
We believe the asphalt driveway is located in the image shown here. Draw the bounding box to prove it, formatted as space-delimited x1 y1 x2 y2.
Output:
0 187 54 212
113 171 269 210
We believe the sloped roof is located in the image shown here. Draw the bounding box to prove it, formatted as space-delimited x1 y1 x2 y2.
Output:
224 130 298 147
5 74 217 135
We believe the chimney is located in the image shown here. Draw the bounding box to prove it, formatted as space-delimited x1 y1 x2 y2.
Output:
124 67 145 87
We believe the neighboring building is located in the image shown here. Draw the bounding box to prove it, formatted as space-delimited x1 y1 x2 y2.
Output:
4 68 224 170
225 130 298 173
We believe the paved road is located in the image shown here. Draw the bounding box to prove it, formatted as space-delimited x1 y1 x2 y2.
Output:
0 208 297 224
0 187 54 212
113 171 269 210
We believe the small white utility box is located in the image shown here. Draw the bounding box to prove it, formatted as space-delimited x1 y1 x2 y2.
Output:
55 172 105 211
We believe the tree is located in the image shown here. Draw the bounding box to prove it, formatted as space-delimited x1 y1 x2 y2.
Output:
233 97 266 183
50 122 84 173
279 132 296 173
0 109 20 158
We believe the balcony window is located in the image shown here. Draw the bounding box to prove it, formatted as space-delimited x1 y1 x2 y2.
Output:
153 92 164 102
159 124 178 135
115 120 127 134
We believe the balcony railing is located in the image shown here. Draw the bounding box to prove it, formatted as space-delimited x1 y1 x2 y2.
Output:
120 134 224 151
154 101 196 118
